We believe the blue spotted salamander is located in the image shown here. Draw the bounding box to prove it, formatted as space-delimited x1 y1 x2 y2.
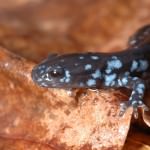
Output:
32 25 150 118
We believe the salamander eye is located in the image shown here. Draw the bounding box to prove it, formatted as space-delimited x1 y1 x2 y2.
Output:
49 67 64 77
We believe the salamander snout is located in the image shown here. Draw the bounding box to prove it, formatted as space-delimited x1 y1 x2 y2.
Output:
31 65 47 87
31 64 67 88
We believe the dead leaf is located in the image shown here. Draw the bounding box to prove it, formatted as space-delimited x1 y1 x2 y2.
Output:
0 0 150 150
123 127 150 150
0 47 132 149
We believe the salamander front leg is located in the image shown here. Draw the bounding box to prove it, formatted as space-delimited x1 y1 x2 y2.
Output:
116 75 149 118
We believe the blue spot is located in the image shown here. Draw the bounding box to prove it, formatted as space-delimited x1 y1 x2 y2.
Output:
130 40 136 45
105 68 112 74
111 56 117 59
74 63 78 66
42 73 48 79
121 77 128 85
133 77 138 80
56 66 61 68
92 69 101 79
41 82 48 87
46 66 51 72
38 65 46 69
118 79 122 86
136 88 144 94
86 79 96 86
65 70 71 78
124 72 130 76
40 70 44 74
130 60 138 72
107 59 122 70
79 56 84 59
104 73 117 86
37 78 42 82
91 56 99 60
138 60 149 71
79 82 84 87
111 81 115 86
60 77 70 83
131 100 138 105
60 78 65 82
65 78 70 83
45 76 52 81
59 70 71 83
137 83 145 89
85 64 92 70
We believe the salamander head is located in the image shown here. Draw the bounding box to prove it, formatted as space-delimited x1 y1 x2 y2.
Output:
32 54 73 88
31 53 102 89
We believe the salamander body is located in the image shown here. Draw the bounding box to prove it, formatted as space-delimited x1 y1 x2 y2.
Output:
32 25 150 118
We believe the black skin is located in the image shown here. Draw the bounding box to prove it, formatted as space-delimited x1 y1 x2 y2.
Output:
32 24 150 119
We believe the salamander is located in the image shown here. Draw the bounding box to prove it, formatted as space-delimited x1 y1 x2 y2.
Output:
32 25 150 118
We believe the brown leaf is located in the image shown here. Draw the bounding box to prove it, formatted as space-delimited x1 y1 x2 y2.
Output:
123 127 150 150
142 93 150 127
0 0 150 149
0 47 132 149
